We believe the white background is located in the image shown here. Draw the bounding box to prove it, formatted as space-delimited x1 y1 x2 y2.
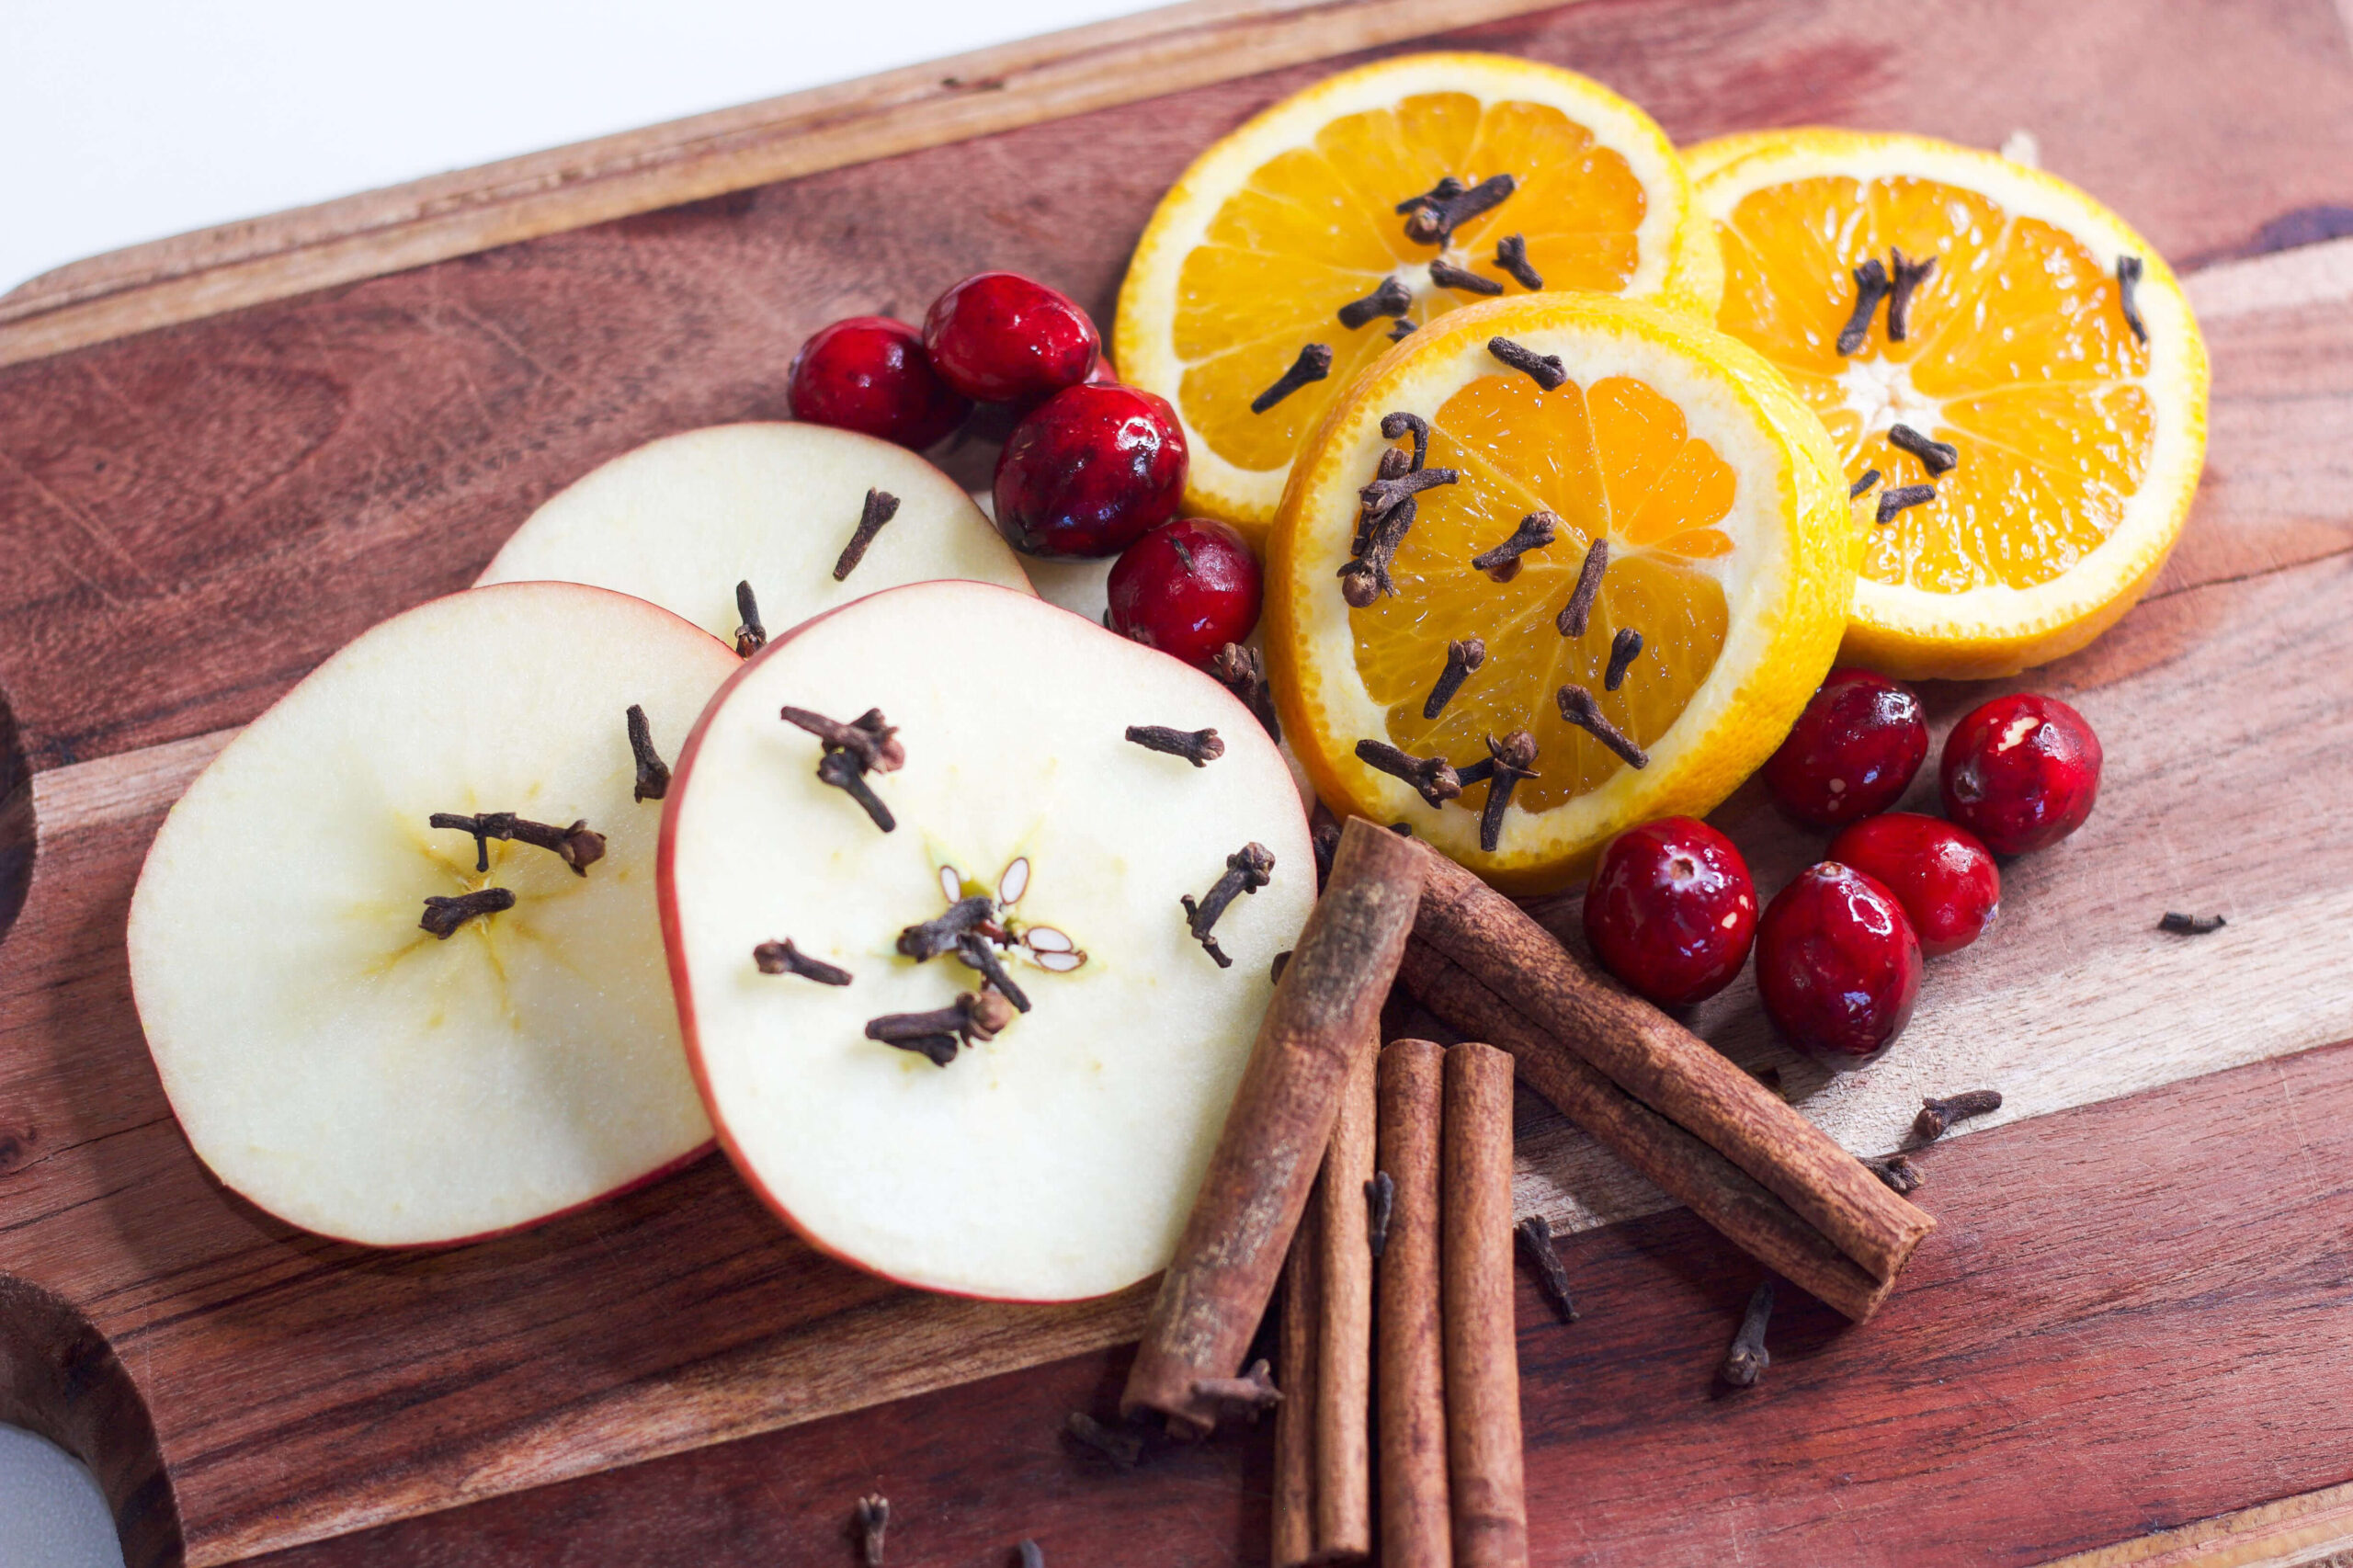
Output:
3 0 1160 293
0 0 1154 1557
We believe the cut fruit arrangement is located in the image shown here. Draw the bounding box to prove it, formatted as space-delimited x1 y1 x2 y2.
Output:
119 43 2212 1567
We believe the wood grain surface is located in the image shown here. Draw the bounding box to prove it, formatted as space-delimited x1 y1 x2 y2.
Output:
230 1035 2353 1568
0 0 2349 1562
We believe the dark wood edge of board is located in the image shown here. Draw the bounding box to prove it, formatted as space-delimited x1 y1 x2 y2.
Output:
0 0 1565 369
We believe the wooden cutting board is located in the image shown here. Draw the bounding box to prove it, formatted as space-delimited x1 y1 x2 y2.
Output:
4 1 2352 1563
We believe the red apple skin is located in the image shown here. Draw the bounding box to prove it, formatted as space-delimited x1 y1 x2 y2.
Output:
656 580 1300 1304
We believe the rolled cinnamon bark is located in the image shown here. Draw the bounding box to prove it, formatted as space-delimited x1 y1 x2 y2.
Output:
1272 1208 1320 1568
1313 1034 1377 1564
1442 1042 1527 1568
1123 819 1424 1434
1404 841 1930 1287
1401 941 1891 1322
1377 1039 1451 1568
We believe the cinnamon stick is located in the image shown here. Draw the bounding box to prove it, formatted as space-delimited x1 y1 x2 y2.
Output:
1398 941 1890 1322
1273 1207 1321 1568
1402 840 1930 1290
1377 1040 1451 1568
1442 1042 1528 1568
1123 819 1424 1434
1313 1033 1377 1564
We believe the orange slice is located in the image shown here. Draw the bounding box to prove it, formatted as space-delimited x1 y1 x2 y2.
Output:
1116 52 1722 542
1267 294 1852 892
1688 130 2210 677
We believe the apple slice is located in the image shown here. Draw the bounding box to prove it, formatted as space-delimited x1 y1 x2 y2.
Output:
127 582 738 1245
477 422 1034 644
662 580 1315 1301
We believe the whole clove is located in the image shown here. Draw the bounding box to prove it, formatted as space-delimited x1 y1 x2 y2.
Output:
753 938 853 985
898 894 997 960
854 1494 889 1568
1366 1169 1395 1257
1358 463 1458 517
833 489 903 582
1311 819 1340 888
1381 410 1431 472
1422 638 1486 720
780 706 905 773
1556 537 1609 637
1429 257 1504 297
1355 738 1462 808
1191 1358 1283 1420
1472 730 1539 853
1487 335 1567 391
1340 495 1417 608
733 579 767 657
419 886 516 939
2159 911 2227 935
1252 343 1335 414
818 750 895 832
429 812 606 876
1863 1153 1925 1195
1399 172 1516 246
1125 724 1224 767
1877 483 1937 525
1719 1278 1775 1387
1850 467 1882 500
1886 249 1937 341
625 704 670 802
1888 422 1958 476
1915 1089 2003 1142
1514 1214 1579 1323
1604 626 1643 691
1387 317 1417 341
1340 276 1415 330
1837 257 1892 356
1494 233 1543 290
1210 642 1280 741
1556 683 1649 769
956 931 1032 1013
866 990 1017 1066
1471 510 1556 582
1181 843 1277 968
2116 254 2149 345
1063 1410 1144 1467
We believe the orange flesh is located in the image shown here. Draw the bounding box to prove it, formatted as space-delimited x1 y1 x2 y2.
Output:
1176 94 1648 474
1353 371 1731 813
1713 173 2153 593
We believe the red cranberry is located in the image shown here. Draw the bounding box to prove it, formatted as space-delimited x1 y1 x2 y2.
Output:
1583 818 1758 1008
1761 668 1928 828
1107 519 1262 667
1756 862 1922 1061
994 383 1188 558
1827 813 1999 957
923 272 1101 407
1939 692 2103 855
788 316 970 450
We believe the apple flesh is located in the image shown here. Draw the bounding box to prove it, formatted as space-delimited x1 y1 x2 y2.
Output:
477 422 1035 643
127 582 739 1245
662 580 1315 1301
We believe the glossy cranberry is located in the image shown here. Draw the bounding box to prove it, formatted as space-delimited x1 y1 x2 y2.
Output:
1827 813 1999 958
1939 692 2103 855
1583 818 1758 1008
1756 862 1923 1061
923 271 1101 407
788 316 970 449
1761 668 1928 828
994 383 1188 558
1107 519 1263 667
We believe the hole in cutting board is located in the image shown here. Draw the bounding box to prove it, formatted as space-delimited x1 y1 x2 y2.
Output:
0 684 29 951
0 1275 183 1568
